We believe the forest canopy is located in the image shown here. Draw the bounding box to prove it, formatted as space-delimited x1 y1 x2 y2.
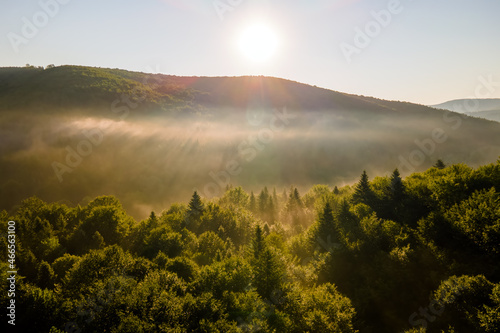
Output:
1 159 500 332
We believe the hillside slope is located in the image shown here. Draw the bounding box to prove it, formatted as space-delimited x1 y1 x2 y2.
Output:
1 65 500 218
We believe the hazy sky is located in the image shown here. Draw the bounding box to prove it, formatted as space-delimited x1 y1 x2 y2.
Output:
1 0 499 105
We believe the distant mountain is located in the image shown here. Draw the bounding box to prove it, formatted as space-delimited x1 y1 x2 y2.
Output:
431 98 500 122
2 65 500 219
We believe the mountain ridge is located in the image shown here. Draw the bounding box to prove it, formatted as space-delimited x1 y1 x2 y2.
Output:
0 65 445 116
431 98 500 112
431 98 500 122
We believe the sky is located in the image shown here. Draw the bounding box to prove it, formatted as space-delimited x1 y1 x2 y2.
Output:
1 0 499 105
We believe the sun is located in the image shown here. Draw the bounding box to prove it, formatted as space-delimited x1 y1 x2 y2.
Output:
238 23 279 63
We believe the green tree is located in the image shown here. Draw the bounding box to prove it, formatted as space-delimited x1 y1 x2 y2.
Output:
249 191 257 213
63 245 135 294
427 275 495 332
252 225 265 260
186 191 204 228
165 256 198 282
143 227 184 259
258 187 270 215
220 186 249 208
337 200 361 247
430 164 474 208
128 211 161 253
388 168 406 221
17 285 63 332
434 159 446 169
303 184 332 209
81 205 133 246
268 196 276 223
284 187 306 231
302 283 358 333
389 169 405 202
282 188 288 204
195 231 228 265
352 170 375 207
311 202 339 251
37 261 55 289
193 257 251 298
478 284 500 332
273 187 279 211
15 197 58 260
69 196 134 253
250 226 285 300
253 248 284 300
52 254 80 283
445 188 500 255
91 231 105 249
148 211 158 225
286 187 304 211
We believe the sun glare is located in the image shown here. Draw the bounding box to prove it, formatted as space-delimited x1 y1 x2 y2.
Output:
238 23 278 63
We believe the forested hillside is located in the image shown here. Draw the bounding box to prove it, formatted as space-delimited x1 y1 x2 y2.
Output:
2 160 499 332
2 66 500 220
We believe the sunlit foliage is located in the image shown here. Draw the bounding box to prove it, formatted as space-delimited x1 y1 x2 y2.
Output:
5 159 500 332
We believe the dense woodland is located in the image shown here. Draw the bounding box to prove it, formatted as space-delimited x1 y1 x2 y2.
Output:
2 159 500 332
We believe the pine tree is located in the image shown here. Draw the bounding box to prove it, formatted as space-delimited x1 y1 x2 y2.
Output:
268 196 276 223
188 191 204 216
337 199 360 243
252 225 265 260
284 187 305 230
249 191 256 212
293 188 302 206
263 223 270 235
333 186 340 195
147 211 158 228
186 191 204 230
434 159 446 169
272 187 279 210
286 187 303 211
352 171 375 207
314 202 338 249
253 248 284 299
388 169 405 221
258 188 269 216
389 169 405 202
